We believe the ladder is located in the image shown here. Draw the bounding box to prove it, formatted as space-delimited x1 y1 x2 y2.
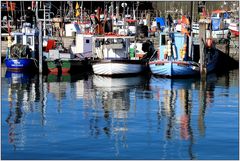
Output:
39 2 53 37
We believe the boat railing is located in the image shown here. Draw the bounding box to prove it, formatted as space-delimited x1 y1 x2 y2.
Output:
149 50 158 61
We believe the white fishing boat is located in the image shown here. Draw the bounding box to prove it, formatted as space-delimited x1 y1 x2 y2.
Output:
92 36 148 76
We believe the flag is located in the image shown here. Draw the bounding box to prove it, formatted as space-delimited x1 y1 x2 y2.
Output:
181 15 189 25
75 2 79 9
75 2 80 17
181 16 190 36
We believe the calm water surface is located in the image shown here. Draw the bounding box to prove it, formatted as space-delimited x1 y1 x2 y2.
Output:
1 67 239 160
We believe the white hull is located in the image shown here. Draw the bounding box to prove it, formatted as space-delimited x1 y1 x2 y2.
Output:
92 60 145 75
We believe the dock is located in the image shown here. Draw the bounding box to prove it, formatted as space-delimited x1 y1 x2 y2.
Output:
215 36 239 62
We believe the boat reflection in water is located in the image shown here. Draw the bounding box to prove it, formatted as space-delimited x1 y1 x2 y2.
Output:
149 74 217 159
4 70 39 150
5 70 34 84
45 72 91 112
91 75 146 157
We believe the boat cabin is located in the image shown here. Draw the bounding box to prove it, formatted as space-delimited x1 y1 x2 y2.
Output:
94 36 132 59
211 10 232 25
11 23 38 58
159 32 187 61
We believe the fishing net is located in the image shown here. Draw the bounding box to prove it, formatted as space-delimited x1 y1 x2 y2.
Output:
10 44 31 58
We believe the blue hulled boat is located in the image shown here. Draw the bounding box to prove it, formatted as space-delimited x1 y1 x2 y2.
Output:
149 32 218 77
5 23 38 71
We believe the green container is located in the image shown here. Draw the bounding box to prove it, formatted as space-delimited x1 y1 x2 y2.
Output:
129 48 135 58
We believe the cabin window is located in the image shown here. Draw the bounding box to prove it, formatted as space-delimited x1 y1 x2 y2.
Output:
27 37 32 45
211 13 218 18
161 35 166 45
117 38 124 43
107 38 114 44
16 35 22 44
86 39 90 43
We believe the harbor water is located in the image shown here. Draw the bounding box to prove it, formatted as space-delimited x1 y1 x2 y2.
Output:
1 66 239 160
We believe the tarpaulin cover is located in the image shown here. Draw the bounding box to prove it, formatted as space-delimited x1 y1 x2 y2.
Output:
156 17 165 27
211 18 221 31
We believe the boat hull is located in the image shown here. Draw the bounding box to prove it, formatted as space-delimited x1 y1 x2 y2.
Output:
46 60 71 73
230 29 239 37
5 58 35 71
149 61 200 77
46 59 91 74
228 23 239 37
92 59 146 76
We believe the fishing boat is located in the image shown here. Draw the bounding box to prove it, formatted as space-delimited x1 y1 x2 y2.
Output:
228 20 239 37
149 32 218 77
43 33 93 74
5 23 39 71
91 35 150 76
192 10 232 39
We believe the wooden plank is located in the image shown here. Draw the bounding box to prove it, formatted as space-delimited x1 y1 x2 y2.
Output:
199 22 207 79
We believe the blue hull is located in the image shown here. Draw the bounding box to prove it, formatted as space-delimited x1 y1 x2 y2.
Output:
5 58 34 71
149 61 200 77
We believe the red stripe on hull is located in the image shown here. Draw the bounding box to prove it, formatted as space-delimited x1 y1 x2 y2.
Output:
230 30 239 37
49 68 70 73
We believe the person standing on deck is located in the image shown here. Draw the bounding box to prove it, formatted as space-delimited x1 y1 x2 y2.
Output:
167 14 173 31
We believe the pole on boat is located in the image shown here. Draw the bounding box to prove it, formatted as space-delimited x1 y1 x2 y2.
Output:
80 1 83 23
199 21 207 79
38 21 43 73
116 2 119 20
121 3 127 35
188 1 193 59
35 1 38 21
43 4 46 37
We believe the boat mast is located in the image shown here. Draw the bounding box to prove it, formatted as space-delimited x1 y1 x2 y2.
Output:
20 1 23 27
43 3 46 37
35 1 38 21
6 1 12 59
188 1 194 59
80 1 83 23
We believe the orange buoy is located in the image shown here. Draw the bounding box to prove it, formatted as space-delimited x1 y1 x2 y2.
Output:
206 38 213 48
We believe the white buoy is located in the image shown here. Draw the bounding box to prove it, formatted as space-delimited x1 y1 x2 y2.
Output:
167 40 172 57
172 44 177 59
